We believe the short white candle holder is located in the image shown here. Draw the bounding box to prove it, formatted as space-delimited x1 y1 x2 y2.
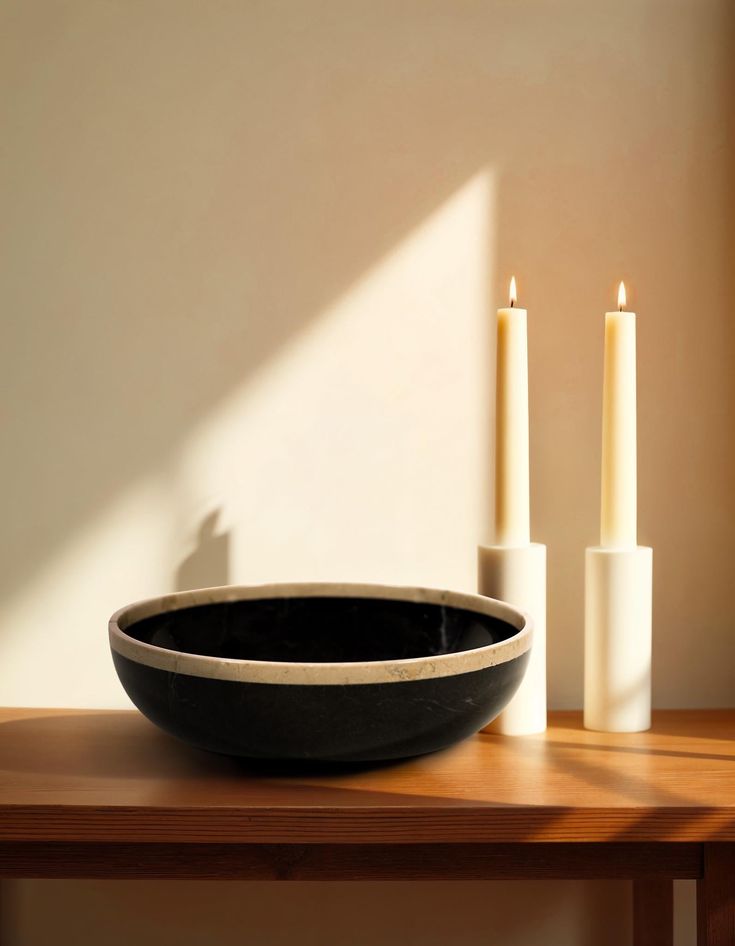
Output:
584 545 653 733
478 542 547 735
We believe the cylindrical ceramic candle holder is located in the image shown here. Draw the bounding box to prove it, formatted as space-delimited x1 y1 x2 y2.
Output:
584 545 653 733
478 542 546 735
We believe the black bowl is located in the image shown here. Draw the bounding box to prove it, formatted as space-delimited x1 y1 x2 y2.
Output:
109 583 531 762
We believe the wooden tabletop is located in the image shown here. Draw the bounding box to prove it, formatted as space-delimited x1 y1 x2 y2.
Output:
1 708 734 845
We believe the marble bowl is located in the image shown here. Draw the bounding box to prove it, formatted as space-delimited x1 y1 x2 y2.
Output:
109 583 531 763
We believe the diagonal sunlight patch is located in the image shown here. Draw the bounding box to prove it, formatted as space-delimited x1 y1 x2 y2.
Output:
0 170 496 707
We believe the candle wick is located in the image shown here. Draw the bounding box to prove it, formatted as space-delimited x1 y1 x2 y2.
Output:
510 300 514 308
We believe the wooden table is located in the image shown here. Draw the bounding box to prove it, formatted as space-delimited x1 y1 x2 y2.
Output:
0 708 733 944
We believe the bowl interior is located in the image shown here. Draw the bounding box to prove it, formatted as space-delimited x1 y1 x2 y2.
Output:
122 595 520 664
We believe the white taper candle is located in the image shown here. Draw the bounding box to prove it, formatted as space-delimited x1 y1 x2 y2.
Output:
494 277 530 546
480 278 546 735
600 281 637 547
584 281 653 733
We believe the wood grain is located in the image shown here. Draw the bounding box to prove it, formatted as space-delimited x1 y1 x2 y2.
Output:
697 844 735 945
0 842 701 881
633 879 674 946
0 709 733 844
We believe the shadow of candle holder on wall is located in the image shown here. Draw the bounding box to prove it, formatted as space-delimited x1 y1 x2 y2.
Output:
175 510 231 593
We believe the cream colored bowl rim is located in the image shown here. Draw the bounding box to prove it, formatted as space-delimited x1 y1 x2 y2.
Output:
109 582 532 686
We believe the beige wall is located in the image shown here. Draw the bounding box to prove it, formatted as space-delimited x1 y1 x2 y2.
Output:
1 1 732 943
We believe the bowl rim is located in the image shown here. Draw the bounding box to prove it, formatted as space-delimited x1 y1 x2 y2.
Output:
109 582 532 686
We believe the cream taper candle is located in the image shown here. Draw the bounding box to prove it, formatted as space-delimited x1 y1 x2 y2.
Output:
600 281 637 546
584 282 653 733
494 276 530 546
479 278 546 735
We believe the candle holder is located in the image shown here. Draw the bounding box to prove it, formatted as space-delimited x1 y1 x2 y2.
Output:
584 545 653 732
478 542 547 735
584 283 652 733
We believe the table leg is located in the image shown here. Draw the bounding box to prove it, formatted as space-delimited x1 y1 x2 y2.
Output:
698 844 735 945
633 879 673 946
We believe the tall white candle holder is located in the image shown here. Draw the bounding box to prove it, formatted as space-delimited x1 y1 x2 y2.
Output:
584 545 652 732
478 542 546 735
584 283 653 733
479 278 547 736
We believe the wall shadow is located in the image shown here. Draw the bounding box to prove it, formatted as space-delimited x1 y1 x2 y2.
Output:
491 0 735 709
2 0 495 605
175 511 230 592
2 1 734 720
2 3 735 944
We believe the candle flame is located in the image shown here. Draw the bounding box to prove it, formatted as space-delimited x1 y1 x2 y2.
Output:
617 281 626 311
509 276 517 307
